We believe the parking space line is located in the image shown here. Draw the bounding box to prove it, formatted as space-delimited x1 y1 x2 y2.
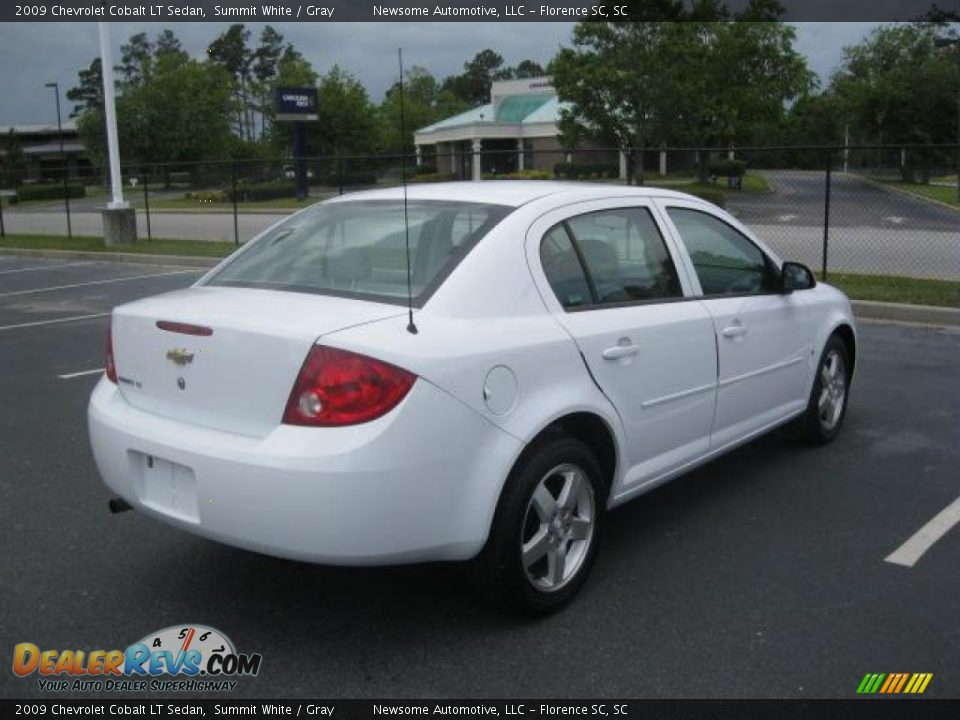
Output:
885 495 960 568
0 270 200 298
58 368 105 380
0 262 92 275
0 313 109 332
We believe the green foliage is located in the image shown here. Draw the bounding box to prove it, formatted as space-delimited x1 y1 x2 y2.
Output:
408 172 457 183
184 190 229 203
1 129 26 188
379 66 469 153
14 183 86 203
553 162 618 179
551 4 814 181
483 169 553 180
326 169 378 187
708 159 747 177
230 180 295 202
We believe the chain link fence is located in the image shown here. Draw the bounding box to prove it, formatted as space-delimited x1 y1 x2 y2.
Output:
2 144 957 283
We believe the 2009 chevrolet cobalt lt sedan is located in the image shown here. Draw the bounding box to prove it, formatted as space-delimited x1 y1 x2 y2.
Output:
89 181 855 613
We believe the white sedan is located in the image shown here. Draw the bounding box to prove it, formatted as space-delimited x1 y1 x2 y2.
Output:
89 181 855 613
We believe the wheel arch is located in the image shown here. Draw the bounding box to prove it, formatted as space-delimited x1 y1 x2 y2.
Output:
832 322 857 379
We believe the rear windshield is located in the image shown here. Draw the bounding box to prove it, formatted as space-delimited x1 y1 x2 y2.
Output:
205 199 511 306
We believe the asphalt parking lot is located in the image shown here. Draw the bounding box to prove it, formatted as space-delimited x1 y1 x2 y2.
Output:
1 254 958 700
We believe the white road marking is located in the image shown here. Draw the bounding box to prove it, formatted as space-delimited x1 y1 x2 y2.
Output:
0 261 92 275
885 216 906 225
58 368 105 379
0 269 199 298
777 214 799 222
0 312 109 332
885 495 960 568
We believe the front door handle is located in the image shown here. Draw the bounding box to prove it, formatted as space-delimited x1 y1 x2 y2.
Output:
602 343 640 360
721 323 748 338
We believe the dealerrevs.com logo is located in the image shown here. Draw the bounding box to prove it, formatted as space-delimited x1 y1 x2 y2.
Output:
13 624 262 693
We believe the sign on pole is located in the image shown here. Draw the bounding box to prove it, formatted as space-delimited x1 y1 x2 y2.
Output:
275 87 319 122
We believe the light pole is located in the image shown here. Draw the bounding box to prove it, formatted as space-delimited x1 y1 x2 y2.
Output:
44 81 72 238
934 37 960 202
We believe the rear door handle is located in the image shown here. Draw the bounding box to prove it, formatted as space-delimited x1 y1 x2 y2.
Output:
602 344 640 360
721 322 748 338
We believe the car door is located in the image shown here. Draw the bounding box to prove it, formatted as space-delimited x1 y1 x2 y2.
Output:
659 201 811 448
527 200 718 497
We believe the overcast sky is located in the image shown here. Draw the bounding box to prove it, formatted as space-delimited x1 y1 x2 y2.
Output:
0 21 884 126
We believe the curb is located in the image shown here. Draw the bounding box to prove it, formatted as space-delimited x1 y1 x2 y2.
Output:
852 174 960 214
0 246 221 269
852 300 960 327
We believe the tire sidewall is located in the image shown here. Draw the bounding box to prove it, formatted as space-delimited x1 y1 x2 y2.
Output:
806 335 851 443
485 435 605 614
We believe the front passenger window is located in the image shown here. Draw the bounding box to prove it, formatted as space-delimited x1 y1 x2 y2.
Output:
667 208 778 296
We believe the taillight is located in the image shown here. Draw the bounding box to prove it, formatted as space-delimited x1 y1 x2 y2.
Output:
283 346 416 427
105 317 118 383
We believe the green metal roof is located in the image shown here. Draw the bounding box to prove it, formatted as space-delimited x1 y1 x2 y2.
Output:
495 94 552 122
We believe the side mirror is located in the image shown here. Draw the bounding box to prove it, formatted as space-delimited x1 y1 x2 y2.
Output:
781 261 816 293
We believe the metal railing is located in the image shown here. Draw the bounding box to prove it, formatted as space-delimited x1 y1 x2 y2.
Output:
2 143 957 282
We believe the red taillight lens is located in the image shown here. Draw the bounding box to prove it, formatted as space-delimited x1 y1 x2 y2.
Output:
105 317 118 383
283 346 416 427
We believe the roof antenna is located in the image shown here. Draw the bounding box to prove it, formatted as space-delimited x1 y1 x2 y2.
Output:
398 48 418 335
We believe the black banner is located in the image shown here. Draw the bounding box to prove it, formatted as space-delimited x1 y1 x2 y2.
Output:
3 700 960 720
4 0 960 22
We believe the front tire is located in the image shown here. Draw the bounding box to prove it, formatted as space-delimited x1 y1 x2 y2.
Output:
796 334 851 444
476 435 604 615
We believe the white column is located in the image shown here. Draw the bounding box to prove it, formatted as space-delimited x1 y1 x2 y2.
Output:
517 139 525 172
415 145 422 167
658 150 667 176
619 151 628 180
472 138 482 182
98 22 127 209
728 144 735 160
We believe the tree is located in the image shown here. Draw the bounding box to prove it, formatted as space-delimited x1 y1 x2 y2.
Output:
551 1 813 182
66 58 103 118
1 129 26 188
442 49 508 105
304 66 379 156
379 67 469 153
207 24 254 142
119 32 154 88
513 60 546 78
828 22 960 181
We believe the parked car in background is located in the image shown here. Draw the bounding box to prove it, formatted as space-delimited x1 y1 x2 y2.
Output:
89 182 856 613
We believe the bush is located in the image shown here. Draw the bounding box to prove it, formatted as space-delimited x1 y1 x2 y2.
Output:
13 183 86 204
229 181 295 202
708 159 747 178
326 171 378 187
553 162 619 180
483 169 553 180
413 164 437 176
408 172 457 184
184 190 228 204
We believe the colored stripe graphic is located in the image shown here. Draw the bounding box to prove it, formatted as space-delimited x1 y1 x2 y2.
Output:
857 673 932 694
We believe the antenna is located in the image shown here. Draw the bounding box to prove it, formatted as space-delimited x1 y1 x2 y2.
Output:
398 48 418 335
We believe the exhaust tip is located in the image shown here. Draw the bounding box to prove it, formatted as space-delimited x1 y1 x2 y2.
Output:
108 497 133 514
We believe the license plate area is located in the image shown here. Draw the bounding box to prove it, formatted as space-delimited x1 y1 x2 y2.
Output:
132 451 199 523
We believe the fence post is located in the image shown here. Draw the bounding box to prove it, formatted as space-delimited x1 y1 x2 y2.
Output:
337 157 344 196
231 161 240 247
822 149 833 281
0 196 5 238
63 164 72 240
142 166 152 242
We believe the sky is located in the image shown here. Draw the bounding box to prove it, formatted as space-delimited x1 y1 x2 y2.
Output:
0 21 884 126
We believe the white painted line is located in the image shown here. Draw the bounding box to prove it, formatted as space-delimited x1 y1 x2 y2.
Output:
58 368 105 380
0 261 92 275
0 312 109 332
0 270 200 298
885 495 960 568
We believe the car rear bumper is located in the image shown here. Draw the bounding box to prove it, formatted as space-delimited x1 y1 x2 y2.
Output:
88 377 521 564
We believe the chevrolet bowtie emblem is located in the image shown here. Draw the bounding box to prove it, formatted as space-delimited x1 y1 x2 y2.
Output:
166 348 195 366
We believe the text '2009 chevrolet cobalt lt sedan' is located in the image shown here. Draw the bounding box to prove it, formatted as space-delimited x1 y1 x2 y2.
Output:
89 181 855 613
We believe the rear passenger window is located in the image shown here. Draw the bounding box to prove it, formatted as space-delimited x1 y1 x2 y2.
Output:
667 207 778 296
540 224 591 309
563 208 681 305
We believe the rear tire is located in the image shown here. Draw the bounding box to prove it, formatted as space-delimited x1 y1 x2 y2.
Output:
795 334 851 444
476 434 604 615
